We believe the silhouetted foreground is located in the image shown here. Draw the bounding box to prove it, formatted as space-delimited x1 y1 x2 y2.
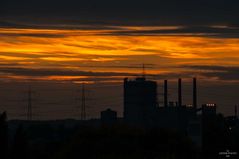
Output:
3 122 200 158
55 126 200 159
0 112 8 159
1 113 239 159
202 114 239 159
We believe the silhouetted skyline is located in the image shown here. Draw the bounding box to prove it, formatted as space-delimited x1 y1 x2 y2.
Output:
1 0 239 119
0 77 238 120
1 1 239 158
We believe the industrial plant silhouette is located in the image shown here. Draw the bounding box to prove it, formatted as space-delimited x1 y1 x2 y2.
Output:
0 75 239 159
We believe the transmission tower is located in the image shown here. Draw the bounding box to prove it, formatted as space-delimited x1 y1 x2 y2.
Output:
80 83 86 120
142 63 145 78
27 87 33 120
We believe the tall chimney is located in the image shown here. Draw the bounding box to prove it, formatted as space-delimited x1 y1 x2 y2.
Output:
235 105 238 118
193 77 197 109
164 80 168 107
178 78 182 107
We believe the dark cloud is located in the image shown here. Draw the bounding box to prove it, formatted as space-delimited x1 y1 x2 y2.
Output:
2 25 239 38
1 0 239 27
1 2 239 38
103 26 239 38
0 62 22 67
0 64 190 81
73 65 156 69
1 65 239 82
0 52 75 59
0 20 124 30
0 67 136 77
0 33 66 38
0 66 194 81
65 44 124 51
182 65 239 71
182 65 239 81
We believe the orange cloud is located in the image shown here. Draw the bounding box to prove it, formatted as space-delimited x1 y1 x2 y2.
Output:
1 27 239 82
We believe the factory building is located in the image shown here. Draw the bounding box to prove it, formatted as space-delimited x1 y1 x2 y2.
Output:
101 108 117 125
123 76 202 145
123 77 157 126
202 103 217 116
123 77 199 131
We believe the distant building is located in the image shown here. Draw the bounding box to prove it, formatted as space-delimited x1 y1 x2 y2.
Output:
123 77 157 126
101 108 117 125
202 104 217 116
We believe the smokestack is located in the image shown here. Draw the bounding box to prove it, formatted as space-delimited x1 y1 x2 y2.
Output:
235 105 238 118
164 80 168 107
193 77 197 109
178 78 182 107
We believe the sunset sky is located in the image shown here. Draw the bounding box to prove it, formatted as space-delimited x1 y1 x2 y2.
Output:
1 0 239 119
